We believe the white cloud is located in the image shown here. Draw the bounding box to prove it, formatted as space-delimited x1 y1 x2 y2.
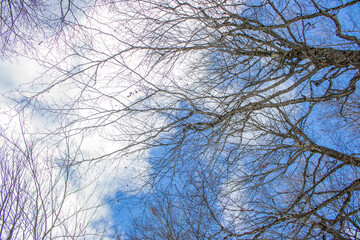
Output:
2 1 301 238
0 2 174 238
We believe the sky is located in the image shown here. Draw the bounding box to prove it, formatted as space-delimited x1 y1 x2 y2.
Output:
0 3 154 239
1 0 360 239
0 1 207 238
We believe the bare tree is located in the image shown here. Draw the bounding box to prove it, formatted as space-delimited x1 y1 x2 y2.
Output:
0 0 92 57
0 122 113 239
16 0 360 239
126 164 229 239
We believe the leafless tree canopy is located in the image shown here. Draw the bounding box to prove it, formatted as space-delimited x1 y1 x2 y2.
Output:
0 125 114 239
2 0 360 239
0 0 92 57
0 134 70 239
113 0 360 239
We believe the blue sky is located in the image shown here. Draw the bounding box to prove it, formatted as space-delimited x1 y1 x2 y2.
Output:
1 0 360 239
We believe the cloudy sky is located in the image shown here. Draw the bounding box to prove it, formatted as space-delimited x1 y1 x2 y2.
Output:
2 0 360 239
0 3 157 238
0 1 208 237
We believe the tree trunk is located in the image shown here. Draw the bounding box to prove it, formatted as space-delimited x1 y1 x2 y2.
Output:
286 48 360 68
